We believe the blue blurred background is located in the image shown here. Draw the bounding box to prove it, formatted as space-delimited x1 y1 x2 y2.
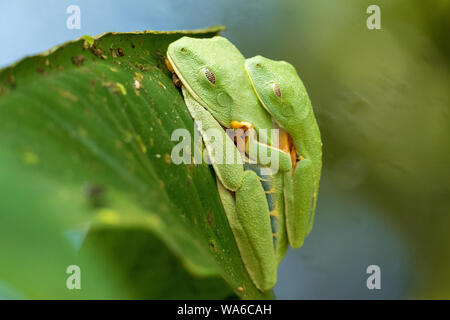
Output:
1 0 448 299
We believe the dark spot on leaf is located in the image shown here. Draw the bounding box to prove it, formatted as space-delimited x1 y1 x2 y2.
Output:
117 48 125 57
91 47 102 56
136 63 152 71
209 240 217 252
6 75 16 88
207 211 214 225
84 184 107 208
131 42 135 49
186 175 192 186
91 46 107 60
36 66 45 75
71 55 85 67
110 48 117 58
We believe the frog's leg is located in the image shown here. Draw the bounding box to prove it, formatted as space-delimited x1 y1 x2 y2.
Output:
243 161 288 265
249 139 293 172
286 157 315 248
182 87 244 191
278 130 316 247
217 171 277 292
272 171 289 264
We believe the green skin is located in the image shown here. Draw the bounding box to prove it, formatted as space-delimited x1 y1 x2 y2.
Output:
167 36 318 291
245 56 323 247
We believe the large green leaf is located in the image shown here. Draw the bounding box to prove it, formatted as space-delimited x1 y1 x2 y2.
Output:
0 155 130 299
0 27 272 299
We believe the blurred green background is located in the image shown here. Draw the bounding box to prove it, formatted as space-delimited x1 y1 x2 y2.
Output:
0 0 448 299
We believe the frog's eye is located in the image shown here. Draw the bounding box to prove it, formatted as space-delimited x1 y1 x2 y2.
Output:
271 83 282 98
202 67 216 85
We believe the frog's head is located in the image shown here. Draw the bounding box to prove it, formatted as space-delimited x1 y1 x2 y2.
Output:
245 56 311 130
167 36 251 127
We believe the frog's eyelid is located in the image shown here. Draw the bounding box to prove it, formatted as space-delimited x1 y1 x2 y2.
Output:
202 67 216 85
271 83 282 98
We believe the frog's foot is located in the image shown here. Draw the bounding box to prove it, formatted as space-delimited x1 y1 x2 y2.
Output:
165 57 174 73
172 73 182 87
235 170 277 291
165 58 182 87
230 121 255 155
230 120 292 172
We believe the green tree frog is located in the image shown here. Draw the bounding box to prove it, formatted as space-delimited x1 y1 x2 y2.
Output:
245 56 323 248
166 36 321 292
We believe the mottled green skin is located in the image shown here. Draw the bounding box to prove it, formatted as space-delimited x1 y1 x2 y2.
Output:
245 56 323 247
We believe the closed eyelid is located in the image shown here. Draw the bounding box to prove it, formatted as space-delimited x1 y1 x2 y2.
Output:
200 67 216 85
